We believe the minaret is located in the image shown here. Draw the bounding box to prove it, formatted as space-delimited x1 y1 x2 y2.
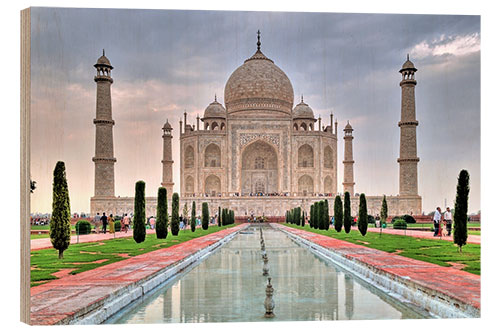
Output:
398 55 420 196
342 121 355 195
92 50 116 197
161 119 174 196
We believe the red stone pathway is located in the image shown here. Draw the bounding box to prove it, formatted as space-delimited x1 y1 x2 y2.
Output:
30 224 247 325
274 224 480 314
361 226 481 244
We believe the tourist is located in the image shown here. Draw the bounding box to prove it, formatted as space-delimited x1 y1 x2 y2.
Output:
109 214 114 233
101 212 108 234
123 213 130 233
433 207 442 237
120 214 125 232
444 207 452 236
375 214 380 228
150 216 156 230
94 212 100 232
180 219 185 229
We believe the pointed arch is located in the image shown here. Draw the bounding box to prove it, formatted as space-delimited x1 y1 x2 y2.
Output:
298 144 314 168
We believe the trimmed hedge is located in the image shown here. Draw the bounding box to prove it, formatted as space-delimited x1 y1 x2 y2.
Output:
114 220 121 232
75 220 91 235
393 219 407 229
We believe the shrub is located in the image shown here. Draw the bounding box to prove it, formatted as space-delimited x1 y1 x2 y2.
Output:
230 210 235 224
314 202 320 229
368 215 375 225
202 202 209 230
301 211 305 227
191 201 196 232
343 192 352 233
114 220 121 232
454 170 470 252
334 195 343 232
171 193 180 235
156 187 168 239
402 214 416 224
133 181 146 243
50 161 71 259
393 219 407 229
75 220 91 235
358 193 368 236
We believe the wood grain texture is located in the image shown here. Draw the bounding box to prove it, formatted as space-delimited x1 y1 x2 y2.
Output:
20 7 31 325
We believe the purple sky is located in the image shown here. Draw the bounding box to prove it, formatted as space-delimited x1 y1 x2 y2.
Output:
29 8 480 214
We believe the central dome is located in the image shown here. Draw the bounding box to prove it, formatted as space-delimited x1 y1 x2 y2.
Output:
224 45 294 117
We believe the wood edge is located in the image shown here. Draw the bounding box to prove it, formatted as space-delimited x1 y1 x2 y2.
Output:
20 6 31 326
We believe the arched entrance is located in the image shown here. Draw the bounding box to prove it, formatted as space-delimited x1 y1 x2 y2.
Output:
241 140 278 195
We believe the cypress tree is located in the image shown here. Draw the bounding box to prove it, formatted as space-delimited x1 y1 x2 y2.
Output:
171 192 180 236
133 180 146 243
314 202 320 229
343 192 352 234
202 202 209 230
453 170 470 252
230 210 235 224
324 200 330 231
381 195 388 224
334 195 343 232
358 193 368 236
156 187 168 239
50 161 71 259
309 205 314 227
301 211 305 227
190 201 196 232
218 206 221 227
317 201 324 230
222 208 226 226
296 207 301 225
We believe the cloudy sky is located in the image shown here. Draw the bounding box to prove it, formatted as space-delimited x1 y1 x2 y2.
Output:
29 7 480 214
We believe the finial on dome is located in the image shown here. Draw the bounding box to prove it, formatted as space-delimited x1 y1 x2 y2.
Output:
103 49 105 56
301 94 304 103
215 93 217 102
257 30 261 51
407 53 409 61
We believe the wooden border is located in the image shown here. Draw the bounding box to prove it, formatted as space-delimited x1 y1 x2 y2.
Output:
20 7 31 325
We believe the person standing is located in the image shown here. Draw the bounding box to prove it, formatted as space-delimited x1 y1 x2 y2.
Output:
150 216 156 230
123 213 130 233
101 212 108 234
433 207 442 237
94 212 100 233
444 207 453 236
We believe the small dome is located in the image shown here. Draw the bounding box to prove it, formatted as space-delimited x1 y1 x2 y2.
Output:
292 97 315 119
203 97 226 119
344 121 353 131
162 119 172 130
400 55 417 72
95 50 113 68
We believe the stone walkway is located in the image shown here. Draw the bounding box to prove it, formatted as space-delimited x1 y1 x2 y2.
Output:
362 226 481 244
30 229 157 251
275 223 480 316
30 224 247 325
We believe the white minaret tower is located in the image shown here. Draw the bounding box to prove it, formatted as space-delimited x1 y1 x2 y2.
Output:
92 50 116 198
342 121 355 195
161 119 174 196
398 55 420 196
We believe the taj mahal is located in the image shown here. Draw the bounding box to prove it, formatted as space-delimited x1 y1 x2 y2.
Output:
90 32 422 218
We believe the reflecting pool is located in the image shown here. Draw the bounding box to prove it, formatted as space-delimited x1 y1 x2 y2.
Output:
108 226 428 323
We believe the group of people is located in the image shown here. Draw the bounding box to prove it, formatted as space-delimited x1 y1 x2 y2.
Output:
93 212 131 234
432 207 453 237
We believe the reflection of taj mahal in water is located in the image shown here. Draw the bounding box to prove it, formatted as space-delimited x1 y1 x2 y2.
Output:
90 32 422 217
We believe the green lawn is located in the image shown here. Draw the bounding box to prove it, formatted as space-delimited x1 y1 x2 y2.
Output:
284 223 480 275
31 233 50 239
30 224 236 287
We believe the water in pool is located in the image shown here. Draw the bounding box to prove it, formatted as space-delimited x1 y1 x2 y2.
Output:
108 226 429 323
